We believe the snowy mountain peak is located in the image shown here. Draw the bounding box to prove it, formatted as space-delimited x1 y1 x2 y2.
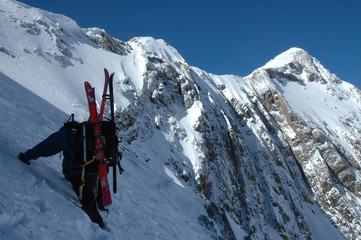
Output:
254 46 343 89
264 47 310 68
129 37 187 65
1 0 360 239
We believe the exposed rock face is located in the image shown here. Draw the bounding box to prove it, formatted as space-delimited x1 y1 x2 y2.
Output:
86 28 131 56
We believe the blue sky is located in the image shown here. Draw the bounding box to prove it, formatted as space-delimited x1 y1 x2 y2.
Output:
23 0 361 89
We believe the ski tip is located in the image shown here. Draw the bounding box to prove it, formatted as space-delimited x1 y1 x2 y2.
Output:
84 81 92 88
104 68 109 77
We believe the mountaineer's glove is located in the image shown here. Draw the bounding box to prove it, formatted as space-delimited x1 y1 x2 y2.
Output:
17 152 30 165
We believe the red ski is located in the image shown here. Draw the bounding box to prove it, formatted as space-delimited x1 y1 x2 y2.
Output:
99 68 110 121
84 81 112 206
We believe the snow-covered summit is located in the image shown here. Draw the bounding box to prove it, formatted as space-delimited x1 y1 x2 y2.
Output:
130 37 186 62
260 47 343 87
263 47 310 68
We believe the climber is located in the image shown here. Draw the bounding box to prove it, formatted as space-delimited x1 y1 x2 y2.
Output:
17 119 108 229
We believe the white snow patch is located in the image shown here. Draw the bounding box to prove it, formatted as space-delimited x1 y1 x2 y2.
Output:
164 167 185 188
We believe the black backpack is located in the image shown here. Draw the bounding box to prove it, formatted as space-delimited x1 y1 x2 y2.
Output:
63 120 95 164
63 119 119 164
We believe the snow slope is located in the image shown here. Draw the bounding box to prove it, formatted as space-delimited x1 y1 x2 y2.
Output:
0 0 355 239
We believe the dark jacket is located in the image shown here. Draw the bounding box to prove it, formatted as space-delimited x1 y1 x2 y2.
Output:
23 126 97 180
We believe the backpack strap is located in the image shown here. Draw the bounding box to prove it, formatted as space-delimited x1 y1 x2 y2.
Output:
79 156 96 200
62 154 97 173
